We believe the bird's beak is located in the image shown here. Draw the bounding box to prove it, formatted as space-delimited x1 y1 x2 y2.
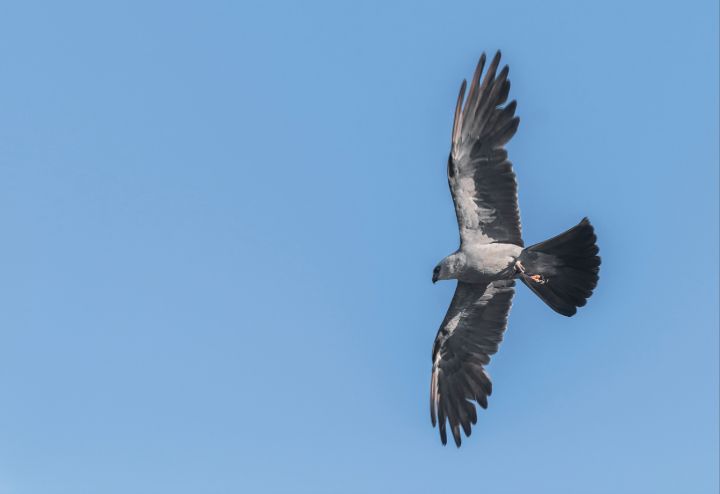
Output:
432 273 438 284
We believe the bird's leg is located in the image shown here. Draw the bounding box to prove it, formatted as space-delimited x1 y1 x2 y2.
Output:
515 260 547 284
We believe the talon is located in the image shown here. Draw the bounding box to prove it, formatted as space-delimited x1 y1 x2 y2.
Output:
514 260 526 274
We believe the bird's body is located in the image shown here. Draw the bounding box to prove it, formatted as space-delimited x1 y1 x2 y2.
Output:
438 243 521 284
428 52 601 447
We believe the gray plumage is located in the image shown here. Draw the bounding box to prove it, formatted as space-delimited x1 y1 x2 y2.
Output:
429 52 601 447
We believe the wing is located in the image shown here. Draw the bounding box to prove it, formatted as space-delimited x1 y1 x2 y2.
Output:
430 280 515 447
448 51 523 247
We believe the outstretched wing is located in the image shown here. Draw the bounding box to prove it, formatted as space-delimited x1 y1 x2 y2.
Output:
448 51 523 247
430 280 515 447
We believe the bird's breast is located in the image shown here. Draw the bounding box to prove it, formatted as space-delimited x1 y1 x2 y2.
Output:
458 243 522 283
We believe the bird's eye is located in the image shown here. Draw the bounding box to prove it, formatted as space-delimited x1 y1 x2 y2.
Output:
433 266 440 274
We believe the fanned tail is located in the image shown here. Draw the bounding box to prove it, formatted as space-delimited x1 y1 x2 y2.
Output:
517 218 600 317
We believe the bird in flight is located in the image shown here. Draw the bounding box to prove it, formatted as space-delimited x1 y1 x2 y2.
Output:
429 51 601 447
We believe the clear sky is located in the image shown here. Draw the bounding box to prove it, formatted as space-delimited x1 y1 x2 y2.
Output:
0 1 717 493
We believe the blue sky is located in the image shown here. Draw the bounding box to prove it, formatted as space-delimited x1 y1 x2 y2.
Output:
0 1 717 493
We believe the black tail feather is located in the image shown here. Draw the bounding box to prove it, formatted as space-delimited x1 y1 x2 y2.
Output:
518 218 600 317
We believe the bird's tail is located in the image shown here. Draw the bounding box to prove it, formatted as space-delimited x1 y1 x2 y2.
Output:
516 218 600 316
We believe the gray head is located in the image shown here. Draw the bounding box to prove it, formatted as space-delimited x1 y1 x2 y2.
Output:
432 252 466 283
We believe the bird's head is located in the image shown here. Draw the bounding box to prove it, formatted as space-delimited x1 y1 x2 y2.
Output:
432 253 465 283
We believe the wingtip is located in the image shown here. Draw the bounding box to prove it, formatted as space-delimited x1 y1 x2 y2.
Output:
478 394 488 409
451 80 468 145
453 432 462 448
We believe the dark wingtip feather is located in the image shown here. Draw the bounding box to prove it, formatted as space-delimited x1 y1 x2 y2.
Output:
497 80 511 106
451 79 468 144
498 64 509 82
463 54 487 115
473 54 487 84
468 404 477 424
482 51 503 89
461 418 472 437
477 393 488 409
452 424 462 447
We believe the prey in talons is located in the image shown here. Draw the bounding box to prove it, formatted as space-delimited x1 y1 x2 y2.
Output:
514 260 547 284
